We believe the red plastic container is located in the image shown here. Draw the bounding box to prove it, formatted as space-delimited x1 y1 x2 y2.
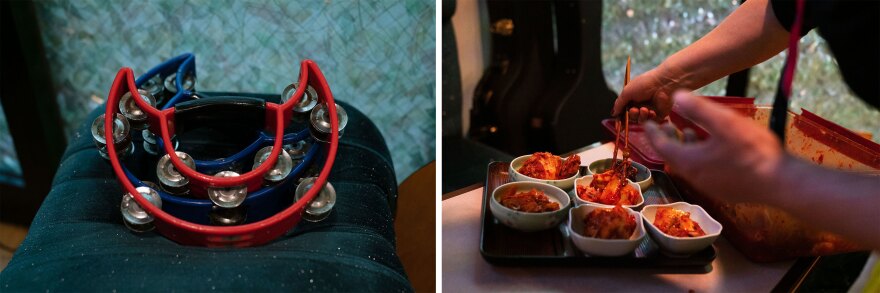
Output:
600 120 665 170
663 96 880 262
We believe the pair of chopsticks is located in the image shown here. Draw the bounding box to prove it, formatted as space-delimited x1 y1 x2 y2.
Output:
612 56 632 165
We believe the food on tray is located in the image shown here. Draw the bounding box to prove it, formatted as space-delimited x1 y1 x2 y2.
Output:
558 155 580 179
576 170 640 205
611 163 638 181
652 207 707 237
583 205 637 239
582 105 640 206
499 188 560 213
517 152 580 180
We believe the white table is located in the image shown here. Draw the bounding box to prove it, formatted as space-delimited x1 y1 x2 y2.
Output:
441 143 794 292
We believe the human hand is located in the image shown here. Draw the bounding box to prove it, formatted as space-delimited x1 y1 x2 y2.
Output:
612 67 677 123
643 91 786 204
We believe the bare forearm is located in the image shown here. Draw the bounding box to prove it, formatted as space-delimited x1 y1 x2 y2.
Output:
660 0 790 90
769 156 880 250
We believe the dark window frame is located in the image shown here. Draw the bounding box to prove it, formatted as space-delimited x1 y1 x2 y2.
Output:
0 0 67 225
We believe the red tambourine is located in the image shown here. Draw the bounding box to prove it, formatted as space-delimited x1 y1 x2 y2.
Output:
102 60 339 247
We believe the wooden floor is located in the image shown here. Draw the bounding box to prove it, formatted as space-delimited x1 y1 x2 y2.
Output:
0 222 28 271
395 161 436 292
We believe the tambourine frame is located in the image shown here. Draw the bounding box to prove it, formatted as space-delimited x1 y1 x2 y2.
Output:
103 60 339 246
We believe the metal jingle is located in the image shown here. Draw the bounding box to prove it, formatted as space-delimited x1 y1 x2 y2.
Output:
91 113 131 146
156 151 195 188
281 83 318 113
182 74 196 91
163 73 177 93
142 130 158 144
142 131 178 155
283 140 310 160
119 89 157 127
164 72 196 94
140 75 164 98
208 205 247 226
120 186 162 232
294 177 336 222
122 217 154 233
252 146 294 183
309 103 348 143
143 141 158 156
98 141 134 160
141 130 178 145
207 171 248 208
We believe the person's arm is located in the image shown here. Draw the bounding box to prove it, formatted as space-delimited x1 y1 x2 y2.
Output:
644 91 880 250
613 0 791 121
771 156 880 250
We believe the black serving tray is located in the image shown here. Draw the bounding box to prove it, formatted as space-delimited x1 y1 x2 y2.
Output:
479 161 716 270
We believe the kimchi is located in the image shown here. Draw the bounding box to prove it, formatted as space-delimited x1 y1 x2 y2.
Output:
653 207 706 237
583 205 636 239
517 152 580 180
499 188 560 213
576 169 640 205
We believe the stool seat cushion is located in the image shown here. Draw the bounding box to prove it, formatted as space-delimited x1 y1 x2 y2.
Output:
0 98 411 292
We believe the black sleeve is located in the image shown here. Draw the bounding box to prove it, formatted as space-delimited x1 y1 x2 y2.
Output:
770 0 831 36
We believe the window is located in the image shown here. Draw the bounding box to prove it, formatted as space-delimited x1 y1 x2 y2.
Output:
602 0 879 142
0 100 24 187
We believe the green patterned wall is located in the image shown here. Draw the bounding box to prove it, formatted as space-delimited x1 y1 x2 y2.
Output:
33 0 436 182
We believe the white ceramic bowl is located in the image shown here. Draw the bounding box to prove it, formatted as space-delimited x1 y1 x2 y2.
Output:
587 158 653 190
509 154 580 191
490 181 571 232
567 204 646 257
640 202 723 256
571 175 644 209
